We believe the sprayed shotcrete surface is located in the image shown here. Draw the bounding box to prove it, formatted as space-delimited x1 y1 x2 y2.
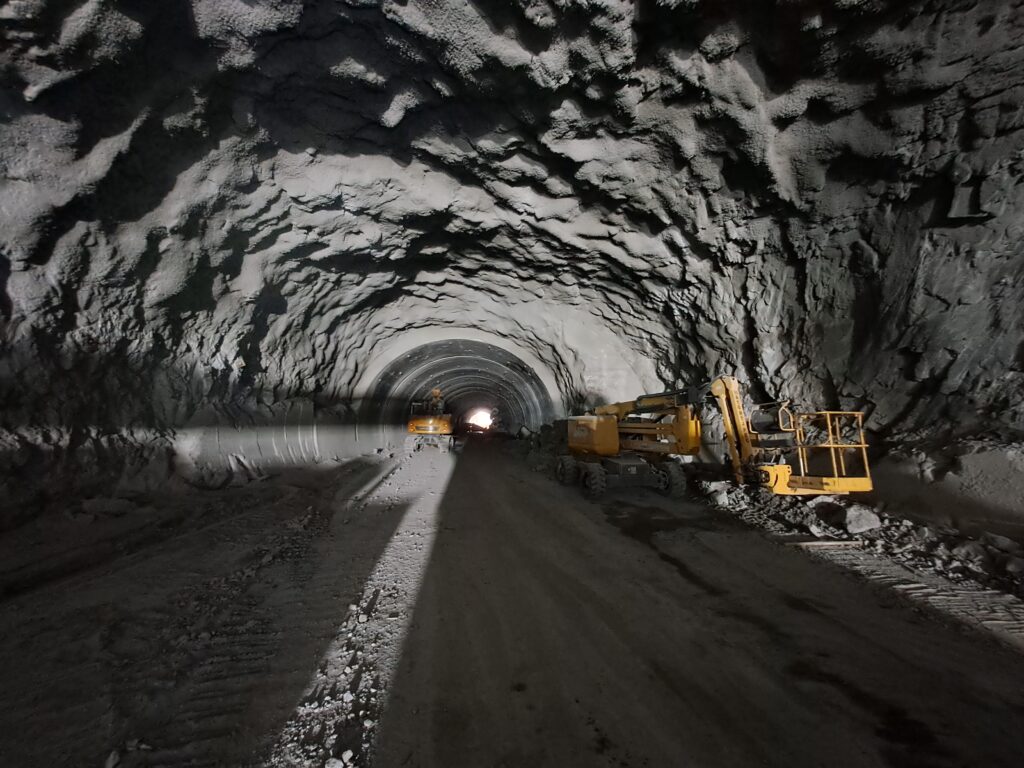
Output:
2 1 1024 514
2 441 1024 767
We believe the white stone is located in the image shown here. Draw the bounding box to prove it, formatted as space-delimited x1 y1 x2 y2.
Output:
953 541 989 561
844 504 882 534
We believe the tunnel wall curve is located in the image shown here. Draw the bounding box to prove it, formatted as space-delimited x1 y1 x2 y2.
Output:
349 327 567 420
170 337 557 479
361 338 556 447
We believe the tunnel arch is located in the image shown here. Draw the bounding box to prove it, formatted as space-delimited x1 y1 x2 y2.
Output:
362 339 555 436
350 326 568 418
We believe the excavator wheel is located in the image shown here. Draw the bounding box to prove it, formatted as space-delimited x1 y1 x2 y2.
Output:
555 456 579 485
653 467 671 494
582 464 607 499
662 462 687 498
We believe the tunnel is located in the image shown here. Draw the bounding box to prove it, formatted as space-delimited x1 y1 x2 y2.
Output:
2 1 1024 766
363 339 555 436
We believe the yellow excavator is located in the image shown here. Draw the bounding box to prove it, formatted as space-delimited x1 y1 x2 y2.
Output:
405 388 454 453
557 375 872 499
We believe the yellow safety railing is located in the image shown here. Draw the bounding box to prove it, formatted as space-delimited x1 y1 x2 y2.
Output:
792 411 871 482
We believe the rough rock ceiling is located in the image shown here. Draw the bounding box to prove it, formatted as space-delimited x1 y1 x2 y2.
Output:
2 0 1024 490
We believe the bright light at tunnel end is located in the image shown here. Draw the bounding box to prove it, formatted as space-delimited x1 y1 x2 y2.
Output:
468 409 493 430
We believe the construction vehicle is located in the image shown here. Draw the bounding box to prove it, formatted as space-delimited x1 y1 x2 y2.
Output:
709 376 872 495
556 375 872 499
556 389 699 498
405 388 454 453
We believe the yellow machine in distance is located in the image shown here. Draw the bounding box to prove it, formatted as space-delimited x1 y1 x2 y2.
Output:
405 387 454 453
559 376 872 498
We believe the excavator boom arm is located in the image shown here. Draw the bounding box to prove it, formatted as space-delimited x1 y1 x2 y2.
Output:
708 376 872 494
709 376 751 483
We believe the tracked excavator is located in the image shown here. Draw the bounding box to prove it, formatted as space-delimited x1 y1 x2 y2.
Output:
405 388 454 453
557 375 872 499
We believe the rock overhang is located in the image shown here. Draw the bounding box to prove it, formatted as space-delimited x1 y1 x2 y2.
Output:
1 0 1023 500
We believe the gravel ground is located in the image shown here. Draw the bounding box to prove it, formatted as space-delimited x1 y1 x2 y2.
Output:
375 440 1024 768
2 438 1024 767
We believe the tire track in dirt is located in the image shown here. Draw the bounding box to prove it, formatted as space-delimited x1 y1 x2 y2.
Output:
0 457 402 767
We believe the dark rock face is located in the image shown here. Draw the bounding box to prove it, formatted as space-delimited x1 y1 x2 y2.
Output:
2 1 1023 504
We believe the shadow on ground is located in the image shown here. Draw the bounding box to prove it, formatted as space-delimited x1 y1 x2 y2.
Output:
374 440 1024 768
0 458 407 767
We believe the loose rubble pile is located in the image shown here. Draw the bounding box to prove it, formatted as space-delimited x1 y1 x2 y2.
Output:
699 480 1024 599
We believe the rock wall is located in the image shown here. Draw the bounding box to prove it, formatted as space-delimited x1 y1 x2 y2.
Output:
2 0 1024 514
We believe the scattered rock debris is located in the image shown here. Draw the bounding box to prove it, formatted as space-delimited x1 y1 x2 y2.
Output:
266 451 446 767
266 592 384 767
696 481 1024 599
514 432 1024 601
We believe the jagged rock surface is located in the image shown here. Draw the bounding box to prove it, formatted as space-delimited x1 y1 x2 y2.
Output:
2 0 1024 513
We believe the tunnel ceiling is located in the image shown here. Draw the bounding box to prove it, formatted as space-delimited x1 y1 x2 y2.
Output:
2 0 1024 453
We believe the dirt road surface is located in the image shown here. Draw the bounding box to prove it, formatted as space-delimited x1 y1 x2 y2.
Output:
376 442 1024 768
1 439 1023 767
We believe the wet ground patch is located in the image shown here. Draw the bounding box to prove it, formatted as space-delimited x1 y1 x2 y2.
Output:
603 502 728 596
